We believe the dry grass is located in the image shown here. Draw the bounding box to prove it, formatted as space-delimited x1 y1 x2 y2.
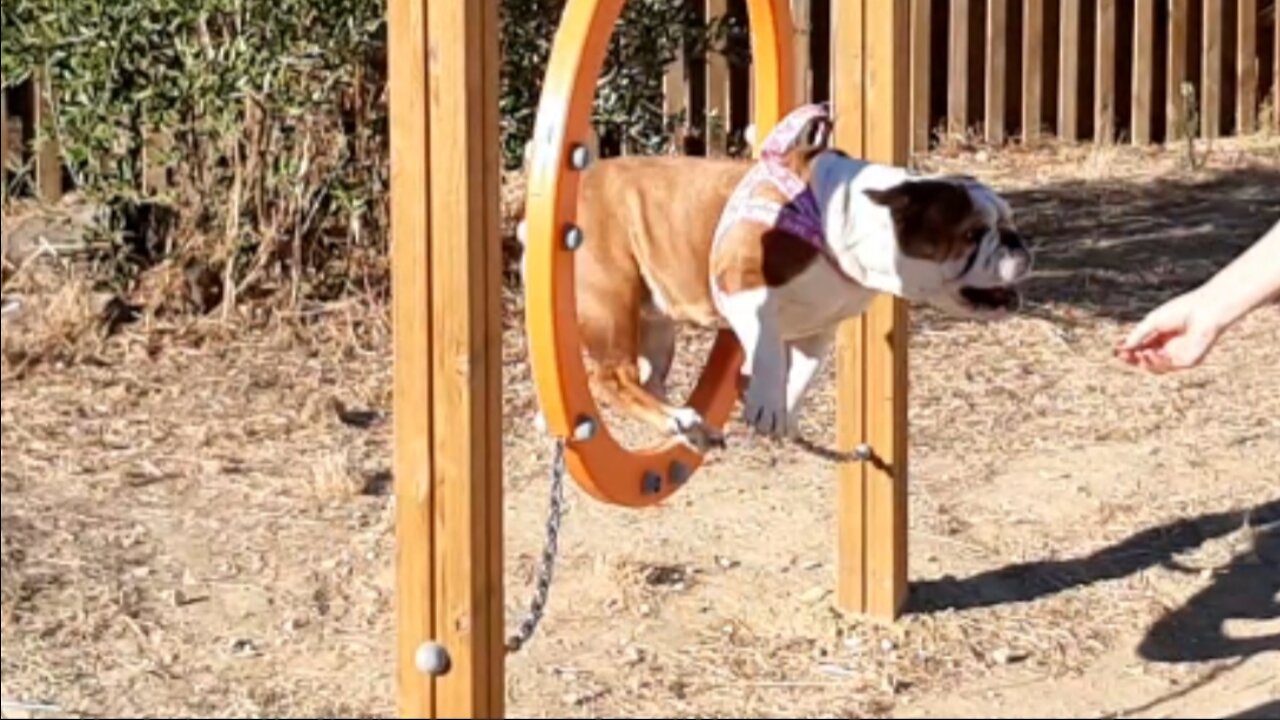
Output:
2 136 1278 718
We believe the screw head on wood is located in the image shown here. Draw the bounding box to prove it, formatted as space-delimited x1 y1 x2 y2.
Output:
854 444 873 462
563 225 584 252
642 471 663 496
569 143 593 170
415 642 451 677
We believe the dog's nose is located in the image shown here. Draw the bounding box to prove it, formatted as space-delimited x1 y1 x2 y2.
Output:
999 228 1027 251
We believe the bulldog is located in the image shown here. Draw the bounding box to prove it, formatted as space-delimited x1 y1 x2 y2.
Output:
520 103 1033 449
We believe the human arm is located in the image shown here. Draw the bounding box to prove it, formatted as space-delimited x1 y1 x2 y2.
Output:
1116 221 1280 373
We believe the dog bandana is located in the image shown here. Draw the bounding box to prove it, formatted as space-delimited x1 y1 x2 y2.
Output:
712 103 833 264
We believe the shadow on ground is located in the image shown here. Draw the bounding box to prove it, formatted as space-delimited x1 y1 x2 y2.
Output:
986 165 1280 325
911 500 1280 653
1137 519 1279 664
1228 701 1280 719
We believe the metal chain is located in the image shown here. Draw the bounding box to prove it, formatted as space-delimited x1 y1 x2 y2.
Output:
500 430 862 655
505 438 567 654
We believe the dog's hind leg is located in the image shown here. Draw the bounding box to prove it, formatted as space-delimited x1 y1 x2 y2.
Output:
638 308 677 402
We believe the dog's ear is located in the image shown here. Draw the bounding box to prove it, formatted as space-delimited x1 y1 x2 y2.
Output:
794 116 833 160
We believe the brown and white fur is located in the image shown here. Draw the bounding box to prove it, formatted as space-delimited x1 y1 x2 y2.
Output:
518 118 1033 449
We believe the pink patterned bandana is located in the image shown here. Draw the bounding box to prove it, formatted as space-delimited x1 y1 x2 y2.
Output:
713 103 832 261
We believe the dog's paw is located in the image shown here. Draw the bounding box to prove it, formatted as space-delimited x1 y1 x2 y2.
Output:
668 407 725 453
742 381 788 438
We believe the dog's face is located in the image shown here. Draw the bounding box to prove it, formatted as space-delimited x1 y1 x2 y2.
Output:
861 175 1033 319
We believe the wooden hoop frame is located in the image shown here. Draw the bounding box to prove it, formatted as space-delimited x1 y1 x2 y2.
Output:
523 0 796 508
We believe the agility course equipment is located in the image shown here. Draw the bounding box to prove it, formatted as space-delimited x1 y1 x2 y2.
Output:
389 0 909 716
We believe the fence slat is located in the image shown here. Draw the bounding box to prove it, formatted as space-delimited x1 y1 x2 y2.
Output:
1168 0 1190 140
1238 0 1258 134
706 0 731 155
1 86 9 206
949 0 972 140
1059 0 1082 140
986 0 1008 144
1133 0 1155 144
794 0 813 102
910 0 932 154
1022 0 1044 142
29 72 61 203
1095 0 1117 143
1202 0 1223 138
664 39 689 153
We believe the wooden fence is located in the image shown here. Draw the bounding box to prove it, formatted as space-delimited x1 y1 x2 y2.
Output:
665 0 1278 156
3 1 1278 205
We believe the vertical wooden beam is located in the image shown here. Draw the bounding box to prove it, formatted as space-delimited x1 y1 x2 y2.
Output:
833 0 911 622
1023 0 1045 142
1096 0 1117 143
1169 0 1190 139
707 0 732 154
1237 0 1258 134
389 0 435 714
391 0 503 718
910 0 932 154
949 0 972 140
1133 0 1156 144
1059 0 1082 140
29 72 61 204
479 0 504 712
1202 0 1223 138
986 0 1009 144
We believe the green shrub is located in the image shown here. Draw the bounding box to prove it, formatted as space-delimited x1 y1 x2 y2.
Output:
0 0 719 312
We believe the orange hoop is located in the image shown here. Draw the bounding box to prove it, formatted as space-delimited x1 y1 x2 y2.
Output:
524 0 796 508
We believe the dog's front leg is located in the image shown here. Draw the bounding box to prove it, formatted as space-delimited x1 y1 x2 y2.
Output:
721 288 790 437
783 331 834 435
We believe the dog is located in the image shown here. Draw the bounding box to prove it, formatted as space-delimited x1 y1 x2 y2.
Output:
520 104 1033 449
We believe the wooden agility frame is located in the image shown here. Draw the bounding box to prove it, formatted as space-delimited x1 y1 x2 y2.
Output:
389 0 909 716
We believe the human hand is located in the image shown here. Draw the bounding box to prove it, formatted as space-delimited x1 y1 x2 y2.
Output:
1115 290 1229 374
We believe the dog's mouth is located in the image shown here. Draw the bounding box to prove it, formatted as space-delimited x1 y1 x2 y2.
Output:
960 285 1021 312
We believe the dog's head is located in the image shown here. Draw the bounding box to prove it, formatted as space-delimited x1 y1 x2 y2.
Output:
760 107 1033 319
859 175 1034 318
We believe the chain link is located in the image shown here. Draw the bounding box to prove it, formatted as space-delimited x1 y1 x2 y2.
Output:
505 438 567 654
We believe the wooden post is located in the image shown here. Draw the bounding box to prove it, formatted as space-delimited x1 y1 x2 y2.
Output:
28 72 61 204
1096 0 1117 143
390 0 504 717
1022 0 1044 142
986 0 1008 144
949 0 972 141
909 0 932 155
1202 0 1223 139
707 0 732 154
1059 0 1082 141
1133 0 1155 144
832 0 910 622
1168 0 1189 140
1238 0 1258 135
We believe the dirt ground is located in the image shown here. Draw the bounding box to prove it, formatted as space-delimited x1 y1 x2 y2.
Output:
2 137 1278 719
